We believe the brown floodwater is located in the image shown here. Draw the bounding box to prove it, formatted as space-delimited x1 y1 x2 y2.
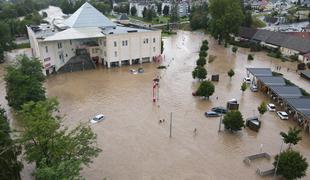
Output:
1 31 310 180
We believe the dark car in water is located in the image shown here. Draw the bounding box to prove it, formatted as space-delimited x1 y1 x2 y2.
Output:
205 111 220 117
246 116 261 132
211 106 227 114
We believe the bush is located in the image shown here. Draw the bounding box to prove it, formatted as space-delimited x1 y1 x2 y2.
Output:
232 46 238 53
196 57 206 66
192 66 207 80
247 54 254 60
196 80 215 99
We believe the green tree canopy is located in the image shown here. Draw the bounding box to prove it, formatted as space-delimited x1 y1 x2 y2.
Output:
280 127 302 149
227 69 235 79
156 2 162 15
209 0 245 44
223 110 244 132
199 50 207 58
241 82 247 92
170 3 179 23
130 6 137 16
192 66 207 80
196 57 206 66
196 80 215 99
5 56 46 110
257 101 267 115
19 99 102 179
0 106 23 180
163 5 169 16
273 150 308 180
189 3 208 30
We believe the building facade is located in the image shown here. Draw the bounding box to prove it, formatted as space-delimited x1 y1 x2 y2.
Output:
27 2 161 74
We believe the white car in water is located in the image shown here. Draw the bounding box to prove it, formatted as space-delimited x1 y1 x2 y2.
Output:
267 103 276 112
90 114 105 124
277 111 288 120
243 77 251 84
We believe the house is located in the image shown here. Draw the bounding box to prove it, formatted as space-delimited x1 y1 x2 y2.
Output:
27 2 161 75
237 27 258 41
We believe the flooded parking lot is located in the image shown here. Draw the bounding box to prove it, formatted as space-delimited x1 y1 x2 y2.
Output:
1 31 310 179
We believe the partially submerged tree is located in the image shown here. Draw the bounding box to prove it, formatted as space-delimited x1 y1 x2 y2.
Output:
227 69 235 79
223 111 245 132
192 66 207 80
196 80 215 99
0 106 23 180
199 50 207 58
241 82 247 93
130 6 137 16
273 150 308 180
232 46 238 53
19 99 102 179
280 127 302 149
196 57 206 66
5 56 45 110
257 101 267 115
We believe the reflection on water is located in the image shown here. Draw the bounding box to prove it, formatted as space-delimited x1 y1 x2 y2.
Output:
0 31 310 180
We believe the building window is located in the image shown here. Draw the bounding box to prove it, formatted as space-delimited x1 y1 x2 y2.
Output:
70 40 72 45
122 41 125 46
114 51 117 57
122 40 128 46
59 54 64 63
146 38 149 44
153 38 156 43
45 46 48 53
57 42 62 49
125 40 128 46
114 41 117 47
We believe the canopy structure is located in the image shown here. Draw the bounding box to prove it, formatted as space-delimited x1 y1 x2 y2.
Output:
247 68 273 77
256 76 286 86
44 27 104 41
268 85 302 98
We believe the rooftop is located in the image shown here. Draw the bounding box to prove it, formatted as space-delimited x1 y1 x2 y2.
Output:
285 97 310 119
247 68 273 77
44 27 105 41
257 76 286 86
268 85 302 98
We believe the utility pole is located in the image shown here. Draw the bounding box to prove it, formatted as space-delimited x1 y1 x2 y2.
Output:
274 139 284 179
169 112 172 138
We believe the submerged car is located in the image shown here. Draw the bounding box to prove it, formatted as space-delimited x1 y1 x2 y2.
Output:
90 114 105 124
211 106 227 114
267 103 276 112
246 116 261 132
277 111 288 120
204 111 220 117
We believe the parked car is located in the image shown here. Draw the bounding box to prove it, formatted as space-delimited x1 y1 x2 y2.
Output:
228 98 238 104
211 106 227 114
90 114 105 124
204 111 220 117
277 111 288 120
267 103 276 112
246 116 261 132
243 77 251 84
250 85 258 92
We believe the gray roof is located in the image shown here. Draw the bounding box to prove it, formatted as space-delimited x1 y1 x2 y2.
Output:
64 2 116 28
257 76 286 86
285 97 310 119
101 26 150 35
282 36 310 54
265 32 289 46
118 13 129 20
247 68 272 77
301 70 310 79
268 85 302 98
252 30 273 42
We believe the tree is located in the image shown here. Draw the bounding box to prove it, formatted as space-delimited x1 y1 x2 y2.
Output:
273 150 308 180
146 7 157 21
0 106 23 180
5 56 46 110
142 7 147 18
199 50 207 58
223 111 245 132
192 66 207 80
130 6 137 16
257 101 267 115
163 5 169 16
241 82 247 92
157 2 162 15
0 21 14 60
200 43 209 51
189 3 209 30
209 0 245 44
227 69 235 79
196 57 206 66
280 127 302 149
19 99 102 179
170 3 179 23
244 11 252 27
196 80 215 99
232 46 238 53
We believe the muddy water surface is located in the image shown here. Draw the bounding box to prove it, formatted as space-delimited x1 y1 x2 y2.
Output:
1 31 310 180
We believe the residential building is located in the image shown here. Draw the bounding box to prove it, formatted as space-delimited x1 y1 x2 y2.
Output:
27 2 161 75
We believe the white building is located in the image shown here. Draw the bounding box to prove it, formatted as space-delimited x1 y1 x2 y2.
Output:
27 2 161 74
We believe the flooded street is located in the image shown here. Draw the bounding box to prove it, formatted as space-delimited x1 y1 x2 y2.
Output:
1 31 310 180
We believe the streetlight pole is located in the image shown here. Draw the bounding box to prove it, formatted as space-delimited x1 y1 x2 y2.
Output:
169 112 172 138
274 138 284 179
218 114 223 132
